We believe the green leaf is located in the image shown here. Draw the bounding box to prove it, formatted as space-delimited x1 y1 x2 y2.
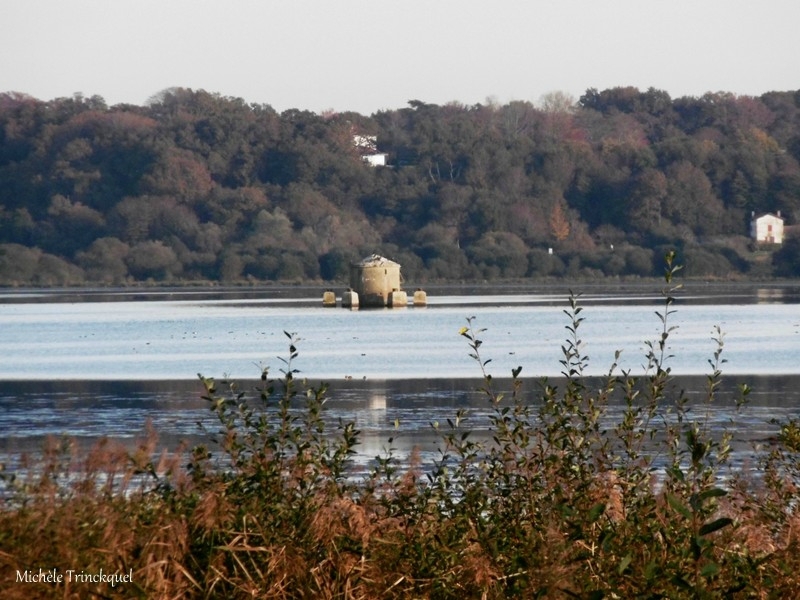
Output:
699 517 733 536
700 562 721 578
618 553 632 575
587 503 606 523
666 493 692 520
670 464 685 483
697 487 728 502
672 575 692 590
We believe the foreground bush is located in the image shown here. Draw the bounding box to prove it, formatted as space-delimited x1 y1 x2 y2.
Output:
2 253 800 598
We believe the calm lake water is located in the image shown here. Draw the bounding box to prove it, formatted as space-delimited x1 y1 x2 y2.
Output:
1 283 799 472
2 285 800 380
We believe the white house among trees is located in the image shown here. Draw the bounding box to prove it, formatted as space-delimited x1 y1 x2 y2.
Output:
750 211 784 244
352 134 387 167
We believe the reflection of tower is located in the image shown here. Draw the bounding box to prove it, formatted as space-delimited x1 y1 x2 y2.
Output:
756 288 784 303
368 392 387 411
362 391 387 429
357 389 389 460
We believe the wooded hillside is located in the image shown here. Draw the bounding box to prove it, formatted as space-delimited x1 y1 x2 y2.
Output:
2 87 800 285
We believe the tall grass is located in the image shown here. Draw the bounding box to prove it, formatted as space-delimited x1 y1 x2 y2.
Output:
2 252 800 598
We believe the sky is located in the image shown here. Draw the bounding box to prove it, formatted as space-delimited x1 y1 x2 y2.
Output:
2 0 799 115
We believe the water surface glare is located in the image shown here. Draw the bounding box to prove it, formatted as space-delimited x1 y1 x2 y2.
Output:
1 294 799 380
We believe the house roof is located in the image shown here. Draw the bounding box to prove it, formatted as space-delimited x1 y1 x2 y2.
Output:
753 212 784 221
355 254 400 268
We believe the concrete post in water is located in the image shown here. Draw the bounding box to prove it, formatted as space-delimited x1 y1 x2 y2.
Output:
388 290 408 308
342 289 359 309
413 288 427 307
322 290 337 307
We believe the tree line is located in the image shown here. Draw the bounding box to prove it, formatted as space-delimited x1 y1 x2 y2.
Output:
2 86 800 285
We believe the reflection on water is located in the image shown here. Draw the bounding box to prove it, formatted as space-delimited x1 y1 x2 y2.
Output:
2 375 799 476
756 287 786 303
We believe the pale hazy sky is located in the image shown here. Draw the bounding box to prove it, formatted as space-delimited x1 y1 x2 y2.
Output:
2 0 798 115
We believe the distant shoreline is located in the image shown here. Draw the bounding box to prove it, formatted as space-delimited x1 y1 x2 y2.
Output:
2 278 800 305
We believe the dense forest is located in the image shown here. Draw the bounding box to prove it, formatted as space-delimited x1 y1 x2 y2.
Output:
2 86 800 286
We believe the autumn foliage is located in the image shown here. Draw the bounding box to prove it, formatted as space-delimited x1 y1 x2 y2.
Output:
2 87 800 284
